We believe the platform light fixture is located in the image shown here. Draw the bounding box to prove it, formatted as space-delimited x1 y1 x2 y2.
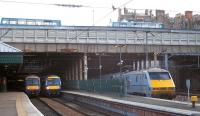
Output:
115 44 127 96
115 44 126 77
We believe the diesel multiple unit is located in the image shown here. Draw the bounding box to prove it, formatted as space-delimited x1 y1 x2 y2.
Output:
41 75 62 96
25 75 61 96
25 75 40 95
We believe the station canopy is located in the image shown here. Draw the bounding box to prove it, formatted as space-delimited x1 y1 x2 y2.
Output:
0 42 23 64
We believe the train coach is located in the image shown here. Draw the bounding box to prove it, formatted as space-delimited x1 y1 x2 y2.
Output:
25 75 40 95
41 75 61 96
104 68 176 99
112 21 164 28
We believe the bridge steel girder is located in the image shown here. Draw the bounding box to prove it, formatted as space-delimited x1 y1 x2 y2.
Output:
6 43 200 54
1 26 200 53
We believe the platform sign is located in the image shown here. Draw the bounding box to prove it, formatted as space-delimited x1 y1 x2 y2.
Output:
186 79 190 90
186 79 190 102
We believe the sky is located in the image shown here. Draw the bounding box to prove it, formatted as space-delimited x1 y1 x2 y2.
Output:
0 0 200 26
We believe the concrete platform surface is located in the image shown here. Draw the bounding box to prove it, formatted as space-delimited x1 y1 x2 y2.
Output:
0 92 43 116
63 91 200 116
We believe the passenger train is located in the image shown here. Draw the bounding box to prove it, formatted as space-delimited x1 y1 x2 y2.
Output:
25 75 40 96
1 17 61 26
112 21 164 29
41 75 61 96
103 68 176 99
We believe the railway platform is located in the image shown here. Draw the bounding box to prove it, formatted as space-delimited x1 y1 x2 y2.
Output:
62 91 200 116
0 92 43 116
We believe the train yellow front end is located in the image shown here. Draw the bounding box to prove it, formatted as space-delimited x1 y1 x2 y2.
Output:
148 70 176 99
151 80 175 98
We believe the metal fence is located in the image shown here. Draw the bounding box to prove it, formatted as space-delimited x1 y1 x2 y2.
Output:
63 79 125 96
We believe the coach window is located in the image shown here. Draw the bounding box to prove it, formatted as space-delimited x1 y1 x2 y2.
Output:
144 74 147 79
141 74 144 81
136 75 138 82
18 20 26 25
10 20 16 25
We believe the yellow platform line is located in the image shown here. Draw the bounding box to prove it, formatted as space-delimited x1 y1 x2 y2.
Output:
16 93 27 116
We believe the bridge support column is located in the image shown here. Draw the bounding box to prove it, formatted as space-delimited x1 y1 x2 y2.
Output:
154 53 157 68
150 60 152 68
135 62 137 70
164 53 168 70
75 60 79 80
83 53 88 80
141 60 144 70
79 58 83 80
132 62 136 71
72 61 75 80
137 61 140 70
139 60 141 70
69 65 72 80
145 60 149 69
65 67 69 80
74 61 77 80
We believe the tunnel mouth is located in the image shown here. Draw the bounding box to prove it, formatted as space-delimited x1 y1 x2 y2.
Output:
0 52 83 92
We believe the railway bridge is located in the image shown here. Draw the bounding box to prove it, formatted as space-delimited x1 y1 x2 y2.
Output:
1 26 200 53
1 25 200 91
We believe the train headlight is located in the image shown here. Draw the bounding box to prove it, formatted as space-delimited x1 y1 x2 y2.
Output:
26 87 30 90
35 86 39 90
57 86 61 89
46 86 49 90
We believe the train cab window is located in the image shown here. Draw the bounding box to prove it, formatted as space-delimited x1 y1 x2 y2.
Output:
47 78 60 85
26 79 39 85
148 72 171 80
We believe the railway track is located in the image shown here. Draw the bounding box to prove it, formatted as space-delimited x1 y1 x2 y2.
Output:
30 98 60 116
31 92 200 116
31 96 119 116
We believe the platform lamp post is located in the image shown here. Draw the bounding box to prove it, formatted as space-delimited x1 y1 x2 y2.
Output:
145 31 155 69
115 45 126 76
96 53 103 91
115 44 126 96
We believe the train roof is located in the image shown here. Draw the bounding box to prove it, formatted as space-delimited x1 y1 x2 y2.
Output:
102 68 169 78
145 68 168 72
1 17 61 26
125 68 168 75
25 75 40 79
46 75 60 78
